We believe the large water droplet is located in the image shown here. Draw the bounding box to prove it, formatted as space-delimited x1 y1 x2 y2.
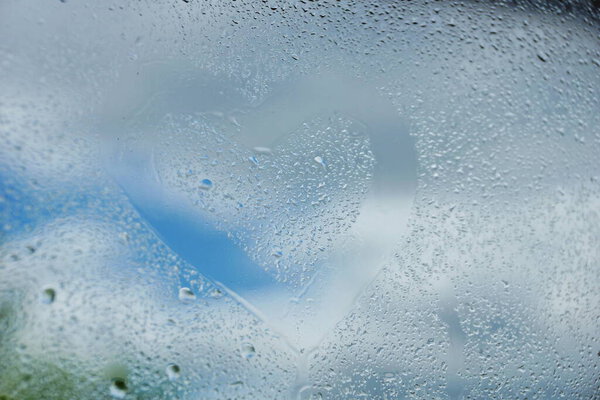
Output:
199 178 213 190
40 287 56 304
166 363 181 381
240 342 256 359
178 287 196 302
313 156 326 168
109 378 128 399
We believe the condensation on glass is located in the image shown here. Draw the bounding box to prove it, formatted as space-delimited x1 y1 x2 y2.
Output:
0 1 598 399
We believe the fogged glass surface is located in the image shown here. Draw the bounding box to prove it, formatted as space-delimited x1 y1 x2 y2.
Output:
0 1 598 399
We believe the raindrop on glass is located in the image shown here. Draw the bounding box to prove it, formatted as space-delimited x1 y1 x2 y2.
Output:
40 287 56 304
178 287 196 302
166 363 181 381
109 378 128 399
199 178 213 190
313 156 326 168
240 342 256 359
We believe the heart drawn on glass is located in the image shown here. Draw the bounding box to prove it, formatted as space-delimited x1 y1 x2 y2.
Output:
107 71 417 351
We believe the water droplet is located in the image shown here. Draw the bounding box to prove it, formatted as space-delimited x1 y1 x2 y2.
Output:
41 287 56 304
240 342 256 359
383 372 399 383
199 179 213 190
297 386 323 399
178 287 196 302
272 249 283 258
166 363 181 381
313 156 326 168
109 378 128 399
252 146 272 155
248 156 259 166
